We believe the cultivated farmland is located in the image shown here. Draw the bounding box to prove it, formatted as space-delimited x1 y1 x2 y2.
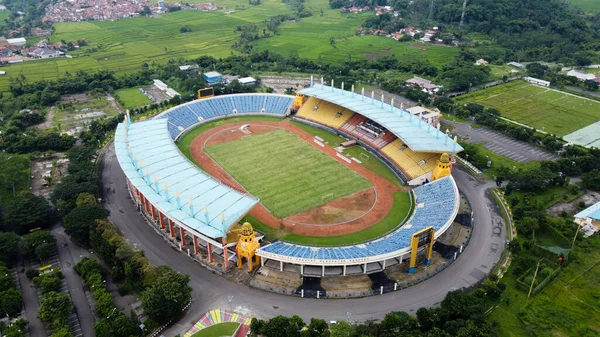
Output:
205 129 372 218
455 81 600 136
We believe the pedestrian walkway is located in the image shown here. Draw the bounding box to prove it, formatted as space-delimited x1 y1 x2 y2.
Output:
183 309 251 337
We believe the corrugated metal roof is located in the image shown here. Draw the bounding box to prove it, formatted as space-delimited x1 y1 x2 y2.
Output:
114 119 259 239
575 201 600 221
298 85 463 153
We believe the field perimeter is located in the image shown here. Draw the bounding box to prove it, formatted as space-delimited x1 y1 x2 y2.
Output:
205 128 372 218
455 81 600 136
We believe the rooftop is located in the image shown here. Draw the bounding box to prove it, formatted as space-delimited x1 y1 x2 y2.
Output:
203 71 222 78
575 201 600 221
114 119 259 239
298 84 463 153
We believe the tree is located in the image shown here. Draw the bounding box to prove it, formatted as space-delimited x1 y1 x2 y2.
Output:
582 169 600 191
63 204 109 247
93 311 142 337
49 328 72 337
38 292 73 330
35 242 55 264
0 154 29 199
516 216 539 236
0 232 20 266
0 265 16 290
0 288 23 317
584 79 599 91
21 230 56 261
74 257 103 281
305 318 328 337
330 321 354 337
3 193 53 234
141 270 191 324
75 193 97 207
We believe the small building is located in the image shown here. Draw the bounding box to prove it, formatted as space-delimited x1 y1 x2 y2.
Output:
524 77 550 87
238 77 256 86
574 201 600 238
203 71 223 85
165 88 180 98
179 64 199 71
153 79 168 91
475 59 488 66
29 48 63 59
405 77 441 94
7 37 26 47
567 70 596 82
406 106 440 126
0 71 6 76
0 37 8 47
507 62 525 69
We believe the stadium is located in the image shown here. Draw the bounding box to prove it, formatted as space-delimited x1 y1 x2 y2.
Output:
114 77 464 280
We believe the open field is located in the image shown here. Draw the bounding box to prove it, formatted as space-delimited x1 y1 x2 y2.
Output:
0 0 459 91
191 322 239 337
115 87 152 109
455 81 600 136
570 0 600 12
54 93 119 129
205 128 372 218
489 235 600 337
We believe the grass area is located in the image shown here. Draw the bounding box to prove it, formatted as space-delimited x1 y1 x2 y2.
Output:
488 65 521 81
54 94 118 128
455 81 600 136
291 120 403 186
489 235 600 337
0 0 460 92
283 191 412 246
176 115 284 161
0 154 31 205
570 0 600 12
191 322 240 337
114 87 152 109
510 185 584 210
205 128 372 218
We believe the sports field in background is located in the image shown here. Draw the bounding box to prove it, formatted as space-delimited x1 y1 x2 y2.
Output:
191 322 240 337
205 129 372 218
0 0 459 92
455 81 600 136
115 87 152 109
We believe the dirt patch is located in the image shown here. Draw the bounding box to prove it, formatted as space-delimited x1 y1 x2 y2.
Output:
204 125 279 147
549 191 600 217
189 119 400 237
409 44 427 50
286 188 376 225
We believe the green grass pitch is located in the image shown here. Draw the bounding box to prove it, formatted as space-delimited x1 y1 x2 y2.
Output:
191 322 240 337
454 81 600 136
204 129 372 218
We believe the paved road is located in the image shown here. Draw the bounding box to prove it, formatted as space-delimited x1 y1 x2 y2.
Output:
17 258 46 337
53 227 96 337
101 143 505 336
447 121 558 163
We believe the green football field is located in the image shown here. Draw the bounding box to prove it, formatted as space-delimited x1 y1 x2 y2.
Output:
204 129 372 218
455 81 600 136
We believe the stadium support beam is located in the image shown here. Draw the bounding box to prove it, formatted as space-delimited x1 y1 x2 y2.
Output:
169 219 175 238
208 243 214 263
180 227 186 246
223 238 229 270
301 265 304 275
159 212 165 229
343 265 347 276
280 261 284 272
150 204 157 220
363 263 368 274
193 235 199 255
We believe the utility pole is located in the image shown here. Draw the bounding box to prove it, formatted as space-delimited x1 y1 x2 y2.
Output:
527 261 541 298
571 223 581 248
459 0 468 27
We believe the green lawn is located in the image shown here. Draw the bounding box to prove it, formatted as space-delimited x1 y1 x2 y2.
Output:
283 191 412 246
455 81 600 136
570 0 600 12
205 129 372 218
115 87 152 109
192 322 240 337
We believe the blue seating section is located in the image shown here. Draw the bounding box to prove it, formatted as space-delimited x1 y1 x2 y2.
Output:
258 176 458 262
158 95 293 139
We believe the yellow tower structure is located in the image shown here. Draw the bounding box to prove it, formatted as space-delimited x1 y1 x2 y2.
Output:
431 153 453 181
292 92 306 111
235 222 261 272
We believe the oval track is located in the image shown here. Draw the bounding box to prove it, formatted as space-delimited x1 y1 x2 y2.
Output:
101 141 504 336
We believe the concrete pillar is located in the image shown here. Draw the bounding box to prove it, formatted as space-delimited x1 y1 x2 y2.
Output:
300 265 304 275
261 257 265 267
363 263 367 274
169 219 175 238
454 251 458 260
382 259 386 269
399 255 403 264
180 227 186 245
193 235 199 255
394 283 398 291
152 205 158 221
208 243 214 263
322 265 325 277
223 244 229 270
343 265 347 276
301 289 304 298
317 291 320 299
280 261 284 272
380 286 383 295
460 245 463 253
159 212 165 229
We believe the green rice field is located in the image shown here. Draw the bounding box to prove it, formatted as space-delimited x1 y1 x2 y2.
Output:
455 81 600 136
0 0 459 92
204 128 372 218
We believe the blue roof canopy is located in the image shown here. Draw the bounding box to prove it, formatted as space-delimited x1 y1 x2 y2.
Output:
298 84 463 153
575 201 600 221
115 119 259 239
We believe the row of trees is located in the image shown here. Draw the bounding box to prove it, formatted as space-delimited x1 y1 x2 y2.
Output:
250 284 503 337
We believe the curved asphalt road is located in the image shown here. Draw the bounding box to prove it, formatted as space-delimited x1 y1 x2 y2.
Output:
101 143 505 336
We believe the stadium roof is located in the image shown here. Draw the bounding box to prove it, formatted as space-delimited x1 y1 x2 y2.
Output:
298 84 463 153
575 201 600 221
114 119 259 239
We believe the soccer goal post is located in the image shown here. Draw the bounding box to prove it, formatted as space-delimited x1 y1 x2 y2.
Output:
322 192 334 201
360 153 370 162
